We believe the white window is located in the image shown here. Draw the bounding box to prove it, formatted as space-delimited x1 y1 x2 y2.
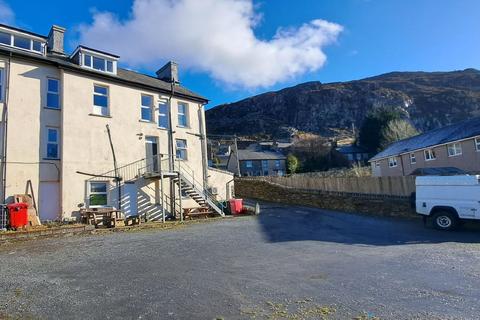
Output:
140 95 153 121
246 160 253 168
83 53 115 73
410 153 416 164
476 138 480 152
46 78 60 109
375 161 380 168
93 85 109 116
447 143 462 157
0 68 3 101
424 149 436 161
177 102 188 127
388 156 397 167
158 101 169 129
89 182 108 207
175 139 187 160
0 30 44 54
46 127 59 159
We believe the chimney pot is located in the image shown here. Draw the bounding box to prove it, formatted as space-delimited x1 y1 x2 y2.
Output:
156 61 179 84
47 25 66 55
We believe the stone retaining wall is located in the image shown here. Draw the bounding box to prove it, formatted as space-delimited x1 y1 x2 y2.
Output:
235 178 417 219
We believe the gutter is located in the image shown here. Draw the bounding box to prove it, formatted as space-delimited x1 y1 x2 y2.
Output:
0 48 208 104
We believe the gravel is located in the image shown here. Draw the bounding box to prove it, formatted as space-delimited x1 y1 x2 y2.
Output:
1 202 479 319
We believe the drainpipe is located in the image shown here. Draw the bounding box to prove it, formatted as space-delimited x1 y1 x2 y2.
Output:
167 81 176 218
1 53 11 204
198 103 208 189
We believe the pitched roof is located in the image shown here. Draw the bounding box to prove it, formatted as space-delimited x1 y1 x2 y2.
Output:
237 149 286 161
0 25 207 102
370 117 480 161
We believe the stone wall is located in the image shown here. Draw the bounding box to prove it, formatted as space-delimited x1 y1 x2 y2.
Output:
235 178 417 219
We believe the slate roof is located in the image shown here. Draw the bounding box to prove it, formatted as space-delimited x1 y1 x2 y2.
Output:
370 117 480 161
237 149 286 161
0 27 207 102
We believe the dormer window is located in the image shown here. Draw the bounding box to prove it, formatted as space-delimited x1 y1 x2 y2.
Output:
0 26 46 55
71 46 119 75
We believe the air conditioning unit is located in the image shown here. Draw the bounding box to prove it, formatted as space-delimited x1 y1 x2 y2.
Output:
209 187 218 195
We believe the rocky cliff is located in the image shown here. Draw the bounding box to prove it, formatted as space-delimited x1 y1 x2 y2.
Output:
206 69 480 137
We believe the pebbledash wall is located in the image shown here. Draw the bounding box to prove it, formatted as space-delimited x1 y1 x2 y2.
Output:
235 178 416 218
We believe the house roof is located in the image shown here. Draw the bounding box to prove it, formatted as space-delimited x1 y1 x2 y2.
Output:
336 145 368 154
0 25 207 103
370 117 480 161
237 149 286 161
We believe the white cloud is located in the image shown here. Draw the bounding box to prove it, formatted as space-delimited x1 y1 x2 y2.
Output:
0 0 14 25
78 0 342 88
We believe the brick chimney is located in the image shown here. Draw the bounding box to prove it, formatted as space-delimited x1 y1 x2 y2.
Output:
156 61 179 84
47 25 66 55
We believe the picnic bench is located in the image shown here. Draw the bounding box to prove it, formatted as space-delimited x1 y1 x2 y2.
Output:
80 208 135 228
183 207 211 220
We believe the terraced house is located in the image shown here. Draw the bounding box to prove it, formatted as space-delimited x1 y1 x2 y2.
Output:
370 117 480 176
0 23 233 221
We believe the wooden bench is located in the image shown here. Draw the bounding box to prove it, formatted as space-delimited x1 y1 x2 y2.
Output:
183 207 211 220
80 209 125 228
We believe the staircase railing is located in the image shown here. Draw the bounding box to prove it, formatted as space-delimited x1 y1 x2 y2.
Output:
87 154 171 183
175 160 226 216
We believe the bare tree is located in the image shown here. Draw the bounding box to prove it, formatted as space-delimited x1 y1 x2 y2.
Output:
380 119 419 148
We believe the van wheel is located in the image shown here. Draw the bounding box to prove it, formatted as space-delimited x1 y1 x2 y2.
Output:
432 211 458 231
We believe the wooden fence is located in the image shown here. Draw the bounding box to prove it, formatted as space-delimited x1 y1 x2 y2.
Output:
242 175 416 197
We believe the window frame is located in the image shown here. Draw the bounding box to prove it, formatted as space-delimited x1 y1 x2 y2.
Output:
93 84 109 116
46 78 60 109
0 30 45 55
388 156 397 168
424 149 436 161
158 101 169 129
275 160 281 168
82 52 116 74
88 181 109 208
45 127 60 159
140 94 154 121
447 142 462 157
246 160 253 168
475 137 480 152
175 139 188 160
410 153 416 164
177 102 189 128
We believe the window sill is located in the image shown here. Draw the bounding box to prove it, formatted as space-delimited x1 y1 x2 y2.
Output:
157 127 169 131
44 107 61 111
139 119 155 124
448 154 462 157
424 158 436 162
43 158 60 161
176 125 191 129
89 113 111 118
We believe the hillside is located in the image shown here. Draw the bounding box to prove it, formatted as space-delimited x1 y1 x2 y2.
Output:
206 69 480 138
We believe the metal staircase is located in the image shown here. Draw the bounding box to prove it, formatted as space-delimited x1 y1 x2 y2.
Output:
85 154 225 219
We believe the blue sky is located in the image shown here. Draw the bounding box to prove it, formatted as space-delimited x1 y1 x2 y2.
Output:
2 0 480 108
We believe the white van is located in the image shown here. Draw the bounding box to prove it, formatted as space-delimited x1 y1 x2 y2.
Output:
415 175 480 230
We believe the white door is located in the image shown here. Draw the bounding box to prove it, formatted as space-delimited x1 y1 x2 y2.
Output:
121 183 138 217
39 182 60 221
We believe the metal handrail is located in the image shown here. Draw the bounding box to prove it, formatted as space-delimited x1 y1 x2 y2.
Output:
176 160 226 216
